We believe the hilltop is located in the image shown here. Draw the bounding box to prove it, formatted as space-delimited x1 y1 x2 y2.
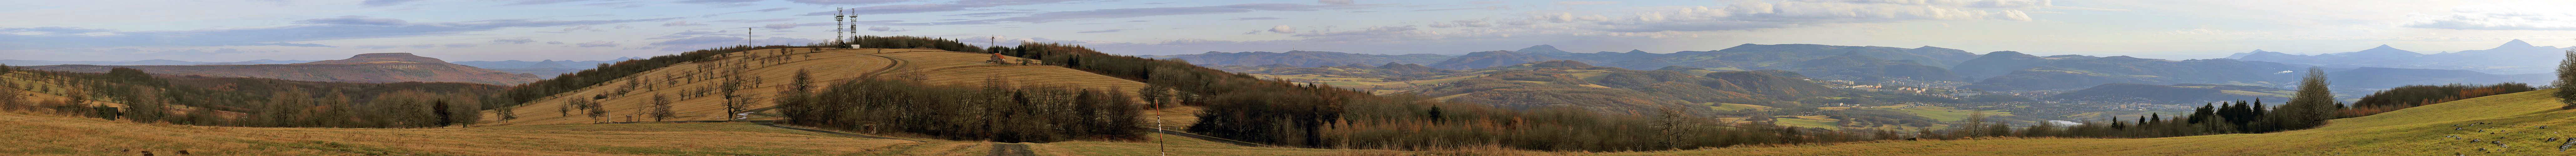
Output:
479 48 1154 126
16 53 540 85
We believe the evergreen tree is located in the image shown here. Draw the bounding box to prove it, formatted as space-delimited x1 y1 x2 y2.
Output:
2558 49 2576 109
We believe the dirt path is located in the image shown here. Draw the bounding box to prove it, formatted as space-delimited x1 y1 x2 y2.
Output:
987 144 1034 156
851 49 912 78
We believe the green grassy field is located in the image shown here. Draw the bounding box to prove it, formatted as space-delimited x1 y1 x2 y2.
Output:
1615 89 2576 155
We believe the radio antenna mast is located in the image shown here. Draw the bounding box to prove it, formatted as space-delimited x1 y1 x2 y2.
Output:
834 7 845 46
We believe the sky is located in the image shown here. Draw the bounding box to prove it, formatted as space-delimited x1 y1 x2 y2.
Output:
10 0 2576 62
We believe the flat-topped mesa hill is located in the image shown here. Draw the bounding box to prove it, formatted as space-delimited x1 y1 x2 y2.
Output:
480 48 1154 126
294 52 453 65
18 53 540 85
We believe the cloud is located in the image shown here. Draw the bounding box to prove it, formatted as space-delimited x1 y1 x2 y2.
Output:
948 12 1036 17
507 0 601 5
1319 0 1353 5
960 3 1373 24
714 18 797 23
2405 5 2576 31
493 38 538 44
1268 25 1296 33
664 21 710 26
1230 17 1283 20
0 16 678 49
0 27 115 34
1555 1 1616 5
1559 1 2036 32
563 25 603 32
546 41 565 44
764 23 801 29
803 0 1086 16
1413 6 1509 11
787 0 913 5
355 45 402 49
652 36 745 46
1077 29 1127 33
409 44 436 49
1427 19 1493 28
444 43 478 48
583 2 647 8
235 42 336 47
362 0 421 7
705 7 795 17
678 0 762 7
295 16 409 26
672 30 729 35
578 41 620 47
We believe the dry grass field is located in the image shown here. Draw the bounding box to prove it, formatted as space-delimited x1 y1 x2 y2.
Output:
478 48 1197 128
0 108 1396 155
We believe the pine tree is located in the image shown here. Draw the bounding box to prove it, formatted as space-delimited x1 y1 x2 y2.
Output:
2558 49 2576 109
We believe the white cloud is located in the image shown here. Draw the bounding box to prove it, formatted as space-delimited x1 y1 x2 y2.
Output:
1320 0 1354 5
2405 4 2576 30
1555 1 1617 5
577 41 620 47
1269 25 1297 33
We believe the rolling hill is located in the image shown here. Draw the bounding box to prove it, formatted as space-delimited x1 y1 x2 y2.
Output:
17 53 540 85
1633 89 2576 155
479 48 1153 126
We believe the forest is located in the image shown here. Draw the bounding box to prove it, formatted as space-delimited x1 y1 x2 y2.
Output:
2340 83 2537 118
774 73 1144 143
0 65 501 128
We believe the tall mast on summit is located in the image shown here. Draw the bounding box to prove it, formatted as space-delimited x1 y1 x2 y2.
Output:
834 7 845 46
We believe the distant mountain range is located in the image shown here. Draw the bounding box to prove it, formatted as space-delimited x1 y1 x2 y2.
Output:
1142 51 1446 68
1954 52 2307 90
2227 39 2568 74
1166 40 2559 97
449 57 640 76
19 53 542 85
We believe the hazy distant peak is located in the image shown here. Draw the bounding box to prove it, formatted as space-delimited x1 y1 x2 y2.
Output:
1515 45 1572 54
296 53 449 65
2346 44 2421 56
2499 39 2534 49
1627 50 1648 53
1984 51 2030 56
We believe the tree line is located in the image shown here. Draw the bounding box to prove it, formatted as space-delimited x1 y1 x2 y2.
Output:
0 66 499 128
2342 83 2535 118
774 72 1144 143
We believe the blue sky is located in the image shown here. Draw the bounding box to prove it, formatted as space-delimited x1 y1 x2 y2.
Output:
8 0 2576 61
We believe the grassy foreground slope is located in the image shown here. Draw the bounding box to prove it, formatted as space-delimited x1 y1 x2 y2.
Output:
0 109 1388 155
1628 89 2576 155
